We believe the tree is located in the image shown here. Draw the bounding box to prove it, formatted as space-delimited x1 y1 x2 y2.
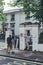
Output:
0 0 7 32
10 0 43 43
0 0 6 22
9 0 43 29
40 0 43 22
10 0 43 23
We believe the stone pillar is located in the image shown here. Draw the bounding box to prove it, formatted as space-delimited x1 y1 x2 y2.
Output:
31 26 39 51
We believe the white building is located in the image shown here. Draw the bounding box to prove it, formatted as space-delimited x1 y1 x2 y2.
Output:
4 7 43 52
19 22 39 51
4 7 25 36
4 6 38 36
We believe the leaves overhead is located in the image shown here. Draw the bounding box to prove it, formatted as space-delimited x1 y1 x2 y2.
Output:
10 0 43 22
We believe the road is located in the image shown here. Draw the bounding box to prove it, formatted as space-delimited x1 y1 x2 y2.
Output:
0 56 43 65
0 56 24 65
0 56 28 65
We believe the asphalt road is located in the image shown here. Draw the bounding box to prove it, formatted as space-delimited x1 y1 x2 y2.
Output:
0 56 43 65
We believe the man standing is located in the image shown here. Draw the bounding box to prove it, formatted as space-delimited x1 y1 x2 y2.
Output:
7 35 12 53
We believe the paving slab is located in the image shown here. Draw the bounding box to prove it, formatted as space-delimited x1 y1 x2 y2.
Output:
0 49 43 63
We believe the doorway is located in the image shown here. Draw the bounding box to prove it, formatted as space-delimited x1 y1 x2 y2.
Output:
25 30 32 51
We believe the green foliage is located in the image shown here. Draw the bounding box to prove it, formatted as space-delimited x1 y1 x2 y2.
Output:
10 0 43 22
0 0 6 23
40 0 43 22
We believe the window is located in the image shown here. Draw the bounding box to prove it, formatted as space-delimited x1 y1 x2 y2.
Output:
11 14 15 21
10 23 15 27
27 30 30 36
11 30 14 36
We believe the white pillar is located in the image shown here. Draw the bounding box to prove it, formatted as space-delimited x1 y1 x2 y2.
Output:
16 39 18 49
32 26 39 51
8 23 11 31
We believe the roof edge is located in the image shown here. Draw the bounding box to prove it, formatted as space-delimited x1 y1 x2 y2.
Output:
20 22 40 25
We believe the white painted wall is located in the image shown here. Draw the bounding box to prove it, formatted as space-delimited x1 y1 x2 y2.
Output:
38 44 43 51
31 26 39 51
15 12 25 35
7 14 11 23
6 14 11 30
19 24 39 51
6 11 26 35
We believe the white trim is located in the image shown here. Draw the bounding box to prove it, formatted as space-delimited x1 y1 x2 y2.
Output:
3 7 23 14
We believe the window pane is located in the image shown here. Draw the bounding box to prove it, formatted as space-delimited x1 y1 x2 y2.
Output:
11 14 15 21
10 23 15 27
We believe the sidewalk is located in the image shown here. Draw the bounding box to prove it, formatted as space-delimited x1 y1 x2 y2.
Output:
0 49 43 63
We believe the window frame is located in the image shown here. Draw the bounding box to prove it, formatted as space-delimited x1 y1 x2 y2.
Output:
11 14 15 21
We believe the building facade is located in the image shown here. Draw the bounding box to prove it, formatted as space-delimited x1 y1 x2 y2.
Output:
4 7 26 36
4 7 37 36
19 22 40 51
3 7 43 51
